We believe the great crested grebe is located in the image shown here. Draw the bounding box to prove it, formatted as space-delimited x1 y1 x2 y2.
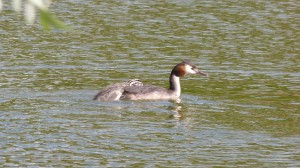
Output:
93 60 208 101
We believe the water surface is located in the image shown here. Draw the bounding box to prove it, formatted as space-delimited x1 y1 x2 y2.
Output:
0 0 299 167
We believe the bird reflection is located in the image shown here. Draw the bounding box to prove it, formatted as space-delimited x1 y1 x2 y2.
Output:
168 99 185 120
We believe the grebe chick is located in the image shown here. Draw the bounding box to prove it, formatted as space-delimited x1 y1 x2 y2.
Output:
93 60 208 101
93 79 143 101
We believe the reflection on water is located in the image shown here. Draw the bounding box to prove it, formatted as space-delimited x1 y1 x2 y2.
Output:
0 0 299 167
170 103 183 120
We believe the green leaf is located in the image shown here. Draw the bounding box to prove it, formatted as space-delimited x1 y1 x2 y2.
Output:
39 9 67 31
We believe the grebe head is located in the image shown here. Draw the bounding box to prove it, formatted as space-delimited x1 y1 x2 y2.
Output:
127 79 143 86
172 60 208 77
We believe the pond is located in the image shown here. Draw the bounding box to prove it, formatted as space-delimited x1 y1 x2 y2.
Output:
0 0 299 167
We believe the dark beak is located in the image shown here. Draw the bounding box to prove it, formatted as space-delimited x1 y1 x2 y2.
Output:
195 69 209 77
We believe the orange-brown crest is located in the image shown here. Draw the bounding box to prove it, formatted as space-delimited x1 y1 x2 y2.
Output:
172 63 186 77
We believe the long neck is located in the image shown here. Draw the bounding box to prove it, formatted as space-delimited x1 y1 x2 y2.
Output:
169 73 181 97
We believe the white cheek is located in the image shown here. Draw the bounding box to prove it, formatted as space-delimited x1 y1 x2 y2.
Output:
186 67 196 74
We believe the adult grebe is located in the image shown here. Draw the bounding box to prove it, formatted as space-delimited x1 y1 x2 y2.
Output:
93 60 208 101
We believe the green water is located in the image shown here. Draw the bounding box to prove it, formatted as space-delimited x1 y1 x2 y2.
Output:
0 0 299 167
